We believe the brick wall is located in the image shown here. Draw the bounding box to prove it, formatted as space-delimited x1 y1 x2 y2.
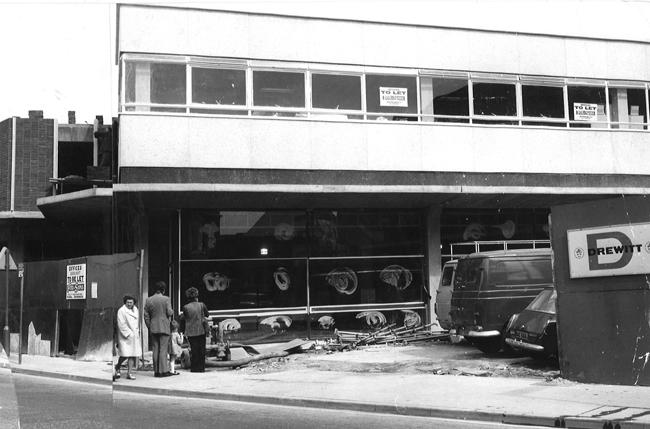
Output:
13 118 54 211
0 119 12 211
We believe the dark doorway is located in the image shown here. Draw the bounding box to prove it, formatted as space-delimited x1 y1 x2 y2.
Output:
57 309 84 356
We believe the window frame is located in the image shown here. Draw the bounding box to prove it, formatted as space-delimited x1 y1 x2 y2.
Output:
118 53 650 133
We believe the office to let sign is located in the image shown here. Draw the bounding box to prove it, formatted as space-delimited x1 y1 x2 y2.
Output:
66 263 87 299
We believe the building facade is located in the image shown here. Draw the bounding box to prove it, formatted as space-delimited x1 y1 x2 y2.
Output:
115 4 650 341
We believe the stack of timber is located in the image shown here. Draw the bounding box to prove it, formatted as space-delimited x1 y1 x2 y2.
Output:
334 323 448 347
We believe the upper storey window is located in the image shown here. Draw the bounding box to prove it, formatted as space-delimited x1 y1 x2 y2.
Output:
608 85 648 130
521 78 566 127
191 67 246 115
120 55 649 132
472 77 517 125
420 75 470 123
568 83 607 128
365 74 418 121
253 70 305 116
125 61 186 112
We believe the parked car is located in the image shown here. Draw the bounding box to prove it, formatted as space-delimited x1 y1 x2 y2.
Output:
504 287 558 359
435 259 457 330
450 248 553 354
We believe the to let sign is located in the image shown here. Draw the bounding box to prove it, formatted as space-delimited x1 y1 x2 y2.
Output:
567 222 650 278
379 87 408 107
573 102 598 121
66 263 87 300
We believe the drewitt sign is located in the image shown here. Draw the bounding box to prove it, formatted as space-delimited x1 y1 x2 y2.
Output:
568 223 650 278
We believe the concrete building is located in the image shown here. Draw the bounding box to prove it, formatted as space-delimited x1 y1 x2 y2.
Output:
114 4 650 341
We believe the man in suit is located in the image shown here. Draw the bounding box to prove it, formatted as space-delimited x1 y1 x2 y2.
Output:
144 281 174 377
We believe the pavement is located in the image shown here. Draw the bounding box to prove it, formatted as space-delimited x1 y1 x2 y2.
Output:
3 343 650 429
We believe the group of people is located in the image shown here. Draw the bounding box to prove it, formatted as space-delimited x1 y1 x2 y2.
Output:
114 281 210 380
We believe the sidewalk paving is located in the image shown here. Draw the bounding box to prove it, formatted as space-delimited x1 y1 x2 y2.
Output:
6 347 650 429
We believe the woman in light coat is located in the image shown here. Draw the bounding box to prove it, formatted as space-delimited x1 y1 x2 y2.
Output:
115 294 142 380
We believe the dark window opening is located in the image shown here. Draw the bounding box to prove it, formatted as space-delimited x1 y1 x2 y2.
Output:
522 85 565 120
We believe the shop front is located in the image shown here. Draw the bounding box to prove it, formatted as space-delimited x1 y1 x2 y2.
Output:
175 208 427 342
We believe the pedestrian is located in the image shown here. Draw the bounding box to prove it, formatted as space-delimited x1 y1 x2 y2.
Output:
115 294 142 380
181 287 210 373
169 320 183 375
144 281 174 378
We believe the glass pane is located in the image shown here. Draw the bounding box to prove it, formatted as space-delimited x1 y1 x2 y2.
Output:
312 74 361 110
310 210 424 257
150 63 186 105
472 82 516 116
441 266 454 287
608 88 647 129
488 259 552 286
124 61 136 103
253 71 305 107
522 85 564 118
309 308 426 338
365 75 417 118
180 259 307 311
567 85 606 127
181 210 308 259
192 68 246 106
211 314 309 343
526 289 556 313
453 258 483 291
433 78 470 119
309 257 423 306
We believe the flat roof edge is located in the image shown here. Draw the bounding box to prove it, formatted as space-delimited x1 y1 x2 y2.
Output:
37 188 113 207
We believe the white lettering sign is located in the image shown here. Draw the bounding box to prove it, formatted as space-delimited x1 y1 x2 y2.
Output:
573 102 598 121
379 87 408 107
567 222 650 278
66 263 86 300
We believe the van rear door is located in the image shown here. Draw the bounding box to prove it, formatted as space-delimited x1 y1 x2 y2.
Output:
450 257 484 331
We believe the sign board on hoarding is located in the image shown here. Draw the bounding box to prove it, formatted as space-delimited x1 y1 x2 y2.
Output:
379 87 408 107
66 263 86 300
567 222 650 278
573 102 598 121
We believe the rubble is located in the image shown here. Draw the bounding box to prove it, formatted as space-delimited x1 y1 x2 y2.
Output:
333 323 449 348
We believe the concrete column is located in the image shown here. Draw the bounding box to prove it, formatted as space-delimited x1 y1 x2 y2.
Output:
132 210 149 352
425 206 442 328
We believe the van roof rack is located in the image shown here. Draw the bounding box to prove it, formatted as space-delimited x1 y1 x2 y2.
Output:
446 239 550 259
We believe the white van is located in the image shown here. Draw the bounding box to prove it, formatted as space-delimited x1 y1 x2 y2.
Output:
435 260 457 330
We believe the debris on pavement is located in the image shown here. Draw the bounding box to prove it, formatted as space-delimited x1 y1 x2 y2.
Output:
333 323 449 348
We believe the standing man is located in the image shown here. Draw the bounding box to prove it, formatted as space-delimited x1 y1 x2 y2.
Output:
144 281 173 377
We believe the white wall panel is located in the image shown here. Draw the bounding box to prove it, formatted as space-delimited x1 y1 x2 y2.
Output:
469 127 525 172
361 23 420 68
416 27 472 72
517 35 567 77
309 122 368 170
187 11 251 59
119 5 650 81
567 130 614 174
565 39 608 79
420 126 474 172
187 117 251 168
249 121 311 169
366 124 422 171
119 115 650 176
519 130 573 173
468 32 520 74
606 41 648 81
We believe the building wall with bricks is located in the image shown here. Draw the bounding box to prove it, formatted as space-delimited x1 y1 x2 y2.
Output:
13 117 54 212
0 118 12 212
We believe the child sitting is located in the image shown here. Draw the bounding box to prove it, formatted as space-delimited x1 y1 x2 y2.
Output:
169 320 183 375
